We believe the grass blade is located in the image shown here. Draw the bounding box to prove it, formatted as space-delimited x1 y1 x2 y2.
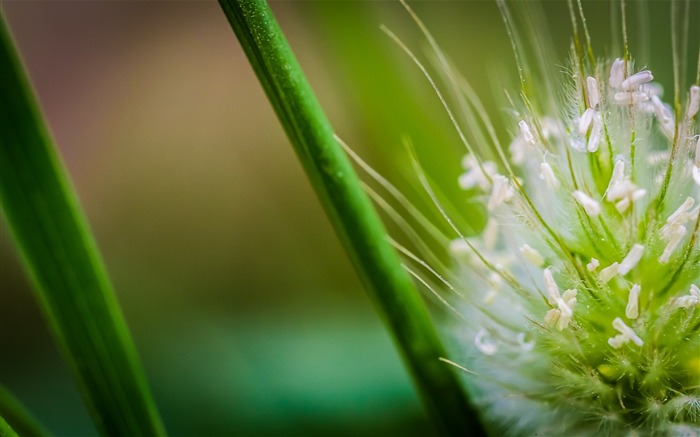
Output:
0 386 50 437
217 1 485 434
0 16 165 437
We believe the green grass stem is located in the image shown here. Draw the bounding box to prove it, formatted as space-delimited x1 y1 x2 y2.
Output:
0 386 49 437
217 1 485 434
0 16 165 437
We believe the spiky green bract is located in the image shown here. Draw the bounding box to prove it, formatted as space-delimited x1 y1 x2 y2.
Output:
436 9 700 437
217 0 485 434
0 17 165 437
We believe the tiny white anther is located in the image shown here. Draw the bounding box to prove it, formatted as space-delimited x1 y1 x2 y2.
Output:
475 328 498 356
658 225 686 264
615 197 631 213
671 284 700 309
459 158 497 191
573 190 601 217
611 317 644 347
586 76 600 108
540 162 559 190
587 258 600 271
626 284 641 319
614 91 649 105
516 332 535 351
688 85 700 119
483 218 499 251
587 113 602 152
606 160 625 194
520 244 544 267
618 244 644 276
509 136 527 166
651 95 676 138
621 70 654 90
607 180 636 202
599 262 619 283
487 175 513 211
639 82 663 97
693 166 700 186
667 197 695 225
609 59 625 88
608 334 627 349
578 108 595 135
544 309 561 327
519 120 536 145
543 267 560 305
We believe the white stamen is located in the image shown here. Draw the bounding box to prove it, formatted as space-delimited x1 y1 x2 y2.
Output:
516 332 535 351
639 82 663 97
626 284 641 319
540 162 559 190
614 91 649 105
587 258 600 271
475 328 498 355
509 136 527 165
487 175 513 211
606 159 625 195
520 244 544 267
483 218 499 251
578 108 595 135
599 262 619 283
621 70 654 90
615 197 631 213
607 180 636 201
573 190 601 217
693 166 700 186
611 317 644 347
587 113 602 152
618 244 644 276
688 85 700 119
543 268 560 305
519 120 536 145
651 95 676 138
609 58 625 88
608 335 627 349
459 157 497 191
667 197 695 225
671 284 699 310
586 76 600 108
658 225 686 264
544 309 561 327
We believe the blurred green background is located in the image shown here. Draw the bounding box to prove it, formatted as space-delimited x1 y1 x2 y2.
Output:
1 1 693 436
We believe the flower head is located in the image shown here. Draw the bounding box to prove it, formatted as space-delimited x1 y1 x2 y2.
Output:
388 1 699 434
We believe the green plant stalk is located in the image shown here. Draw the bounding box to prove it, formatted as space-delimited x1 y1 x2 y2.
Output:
0 386 49 437
0 417 20 437
0 17 165 437
217 1 484 434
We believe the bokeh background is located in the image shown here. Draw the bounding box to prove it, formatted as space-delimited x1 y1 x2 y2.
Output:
1 1 693 436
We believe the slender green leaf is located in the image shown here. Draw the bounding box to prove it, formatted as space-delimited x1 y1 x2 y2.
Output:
217 1 485 434
0 386 50 437
1 417 19 437
0 16 165 437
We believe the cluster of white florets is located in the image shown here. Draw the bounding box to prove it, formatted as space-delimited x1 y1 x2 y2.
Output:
447 56 699 435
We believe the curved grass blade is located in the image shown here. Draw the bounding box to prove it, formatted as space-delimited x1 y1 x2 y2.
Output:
1 417 19 437
0 16 165 437
0 386 50 437
217 1 485 434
